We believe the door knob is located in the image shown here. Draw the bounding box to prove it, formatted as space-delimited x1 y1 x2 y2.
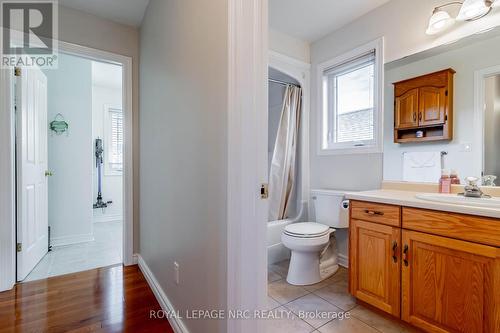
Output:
45 170 54 177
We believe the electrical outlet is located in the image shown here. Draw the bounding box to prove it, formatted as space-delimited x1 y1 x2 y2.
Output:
174 261 179 285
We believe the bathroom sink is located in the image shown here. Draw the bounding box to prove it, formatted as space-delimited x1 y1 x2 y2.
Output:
415 193 500 209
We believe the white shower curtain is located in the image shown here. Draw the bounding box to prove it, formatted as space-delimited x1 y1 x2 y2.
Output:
268 85 302 221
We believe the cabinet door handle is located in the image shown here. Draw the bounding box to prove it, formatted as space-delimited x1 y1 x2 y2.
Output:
418 112 422 121
413 112 417 122
403 245 409 266
392 241 398 263
364 209 384 216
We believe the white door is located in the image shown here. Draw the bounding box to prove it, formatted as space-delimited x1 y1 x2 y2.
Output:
16 67 49 281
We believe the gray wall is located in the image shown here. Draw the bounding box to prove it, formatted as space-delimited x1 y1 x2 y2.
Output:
45 53 93 244
139 1 228 332
269 28 310 63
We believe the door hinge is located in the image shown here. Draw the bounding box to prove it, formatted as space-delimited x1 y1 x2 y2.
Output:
14 67 21 77
260 184 269 199
16 243 22 252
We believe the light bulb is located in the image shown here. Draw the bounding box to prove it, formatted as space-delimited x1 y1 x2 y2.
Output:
457 0 492 21
426 9 455 35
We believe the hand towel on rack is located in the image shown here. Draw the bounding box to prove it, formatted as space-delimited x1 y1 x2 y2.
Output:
402 151 442 183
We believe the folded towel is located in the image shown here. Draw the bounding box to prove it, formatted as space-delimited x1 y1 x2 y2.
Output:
402 151 442 183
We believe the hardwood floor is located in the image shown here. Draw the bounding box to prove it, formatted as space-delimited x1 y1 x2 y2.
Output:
0 265 174 333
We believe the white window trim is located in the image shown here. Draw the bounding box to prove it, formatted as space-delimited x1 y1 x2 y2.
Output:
103 104 123 176
317 38 384 156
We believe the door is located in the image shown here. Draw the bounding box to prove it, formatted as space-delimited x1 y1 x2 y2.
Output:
16 67 49 281
395 88 419 129
418 86 446 126
401 230 500 333
349 219 401 316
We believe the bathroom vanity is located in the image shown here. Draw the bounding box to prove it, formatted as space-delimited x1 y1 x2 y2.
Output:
346 190 500 333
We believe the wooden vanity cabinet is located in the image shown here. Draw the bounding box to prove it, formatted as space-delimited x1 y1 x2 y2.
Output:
349 219 401 316
401 230 500 333
349 200 500 333
393 69 454 143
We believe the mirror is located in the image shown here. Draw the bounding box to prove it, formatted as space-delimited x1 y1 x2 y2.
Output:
383 27 500 185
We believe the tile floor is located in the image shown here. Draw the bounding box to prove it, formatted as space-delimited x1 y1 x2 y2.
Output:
267 260 421 333
24 221 122 282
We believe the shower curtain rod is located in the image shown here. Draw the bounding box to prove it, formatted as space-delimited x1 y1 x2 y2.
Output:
269 78 300 88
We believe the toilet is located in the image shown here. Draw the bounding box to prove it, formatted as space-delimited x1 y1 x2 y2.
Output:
281 190 349 286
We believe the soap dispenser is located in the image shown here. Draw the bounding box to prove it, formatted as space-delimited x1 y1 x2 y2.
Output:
439 169 452 193
450 170 461 185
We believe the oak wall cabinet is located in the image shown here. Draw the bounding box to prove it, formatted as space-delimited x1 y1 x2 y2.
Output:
393 69 455 143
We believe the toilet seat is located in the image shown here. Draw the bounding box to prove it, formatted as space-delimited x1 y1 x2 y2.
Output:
284 222 332 238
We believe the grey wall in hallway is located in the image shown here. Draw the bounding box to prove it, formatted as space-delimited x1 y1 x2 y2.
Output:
139 0 228 332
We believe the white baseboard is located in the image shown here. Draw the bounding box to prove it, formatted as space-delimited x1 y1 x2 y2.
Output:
131 253 138 265
93 214 123 223
338 253 348 268
51 234 94 247
137 254 190 333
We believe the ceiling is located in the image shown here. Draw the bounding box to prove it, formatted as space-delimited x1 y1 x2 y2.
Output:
59 0 150 27
269 0 391 42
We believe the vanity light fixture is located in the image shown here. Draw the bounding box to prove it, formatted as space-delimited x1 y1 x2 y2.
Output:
426 7 455 35
426 0 496 35
456 0 493 21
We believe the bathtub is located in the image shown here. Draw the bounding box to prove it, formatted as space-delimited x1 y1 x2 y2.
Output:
267 202 307 265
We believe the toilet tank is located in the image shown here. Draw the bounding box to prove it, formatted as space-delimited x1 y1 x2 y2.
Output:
311 189 349 228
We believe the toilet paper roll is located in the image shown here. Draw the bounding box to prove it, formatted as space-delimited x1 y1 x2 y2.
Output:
341 200 350 210
339 200 350 228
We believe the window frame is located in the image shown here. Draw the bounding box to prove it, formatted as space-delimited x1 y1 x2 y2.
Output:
103 104 123 176
317 38 384 155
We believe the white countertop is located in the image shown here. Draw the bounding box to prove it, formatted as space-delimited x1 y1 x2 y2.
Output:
345 190 500 219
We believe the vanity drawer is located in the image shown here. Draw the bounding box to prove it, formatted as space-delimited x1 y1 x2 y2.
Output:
402 207 500 247
350 201 401 227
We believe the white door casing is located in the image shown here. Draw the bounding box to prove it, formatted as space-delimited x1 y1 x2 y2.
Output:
16 67 49 281
0 41 133 292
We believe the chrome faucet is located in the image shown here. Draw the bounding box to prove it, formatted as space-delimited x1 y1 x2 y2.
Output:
482 175 497 187
461 177 489 198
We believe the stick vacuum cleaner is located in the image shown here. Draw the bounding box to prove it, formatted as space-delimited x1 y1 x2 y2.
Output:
93 138 112 210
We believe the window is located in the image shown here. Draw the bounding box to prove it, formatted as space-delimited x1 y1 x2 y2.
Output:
105 107 123 174
319 39 383 154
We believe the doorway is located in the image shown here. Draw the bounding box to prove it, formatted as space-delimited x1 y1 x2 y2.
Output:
0 41 134 290
16 53 126 282
474 65 500 185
